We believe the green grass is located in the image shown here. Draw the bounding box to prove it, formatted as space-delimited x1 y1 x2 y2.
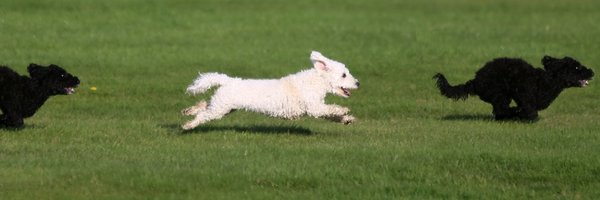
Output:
1 0 600 199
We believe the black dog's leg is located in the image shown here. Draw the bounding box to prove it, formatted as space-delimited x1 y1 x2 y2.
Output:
515 105 538 121
0 102 24 128
0 114 6 127
508 107 520 116
513 91 539 121
490 96 514 120
0 104 8 127
4 112 24 128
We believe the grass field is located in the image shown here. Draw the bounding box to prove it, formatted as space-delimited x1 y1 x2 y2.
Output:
1 0 600 199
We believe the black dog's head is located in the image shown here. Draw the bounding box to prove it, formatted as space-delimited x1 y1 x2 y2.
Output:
542 56 594 88
28 64 80 95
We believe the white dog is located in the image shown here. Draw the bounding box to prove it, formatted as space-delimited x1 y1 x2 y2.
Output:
181 51 359 130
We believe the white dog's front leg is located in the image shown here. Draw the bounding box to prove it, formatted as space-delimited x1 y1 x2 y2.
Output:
307 104 350 118
182 115 204 130
181 106 232 130
181 101 208 116
323 114 355 125
340 115 355 124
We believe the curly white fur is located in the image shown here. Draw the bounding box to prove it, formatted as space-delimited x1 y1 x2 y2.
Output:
181 51 360 130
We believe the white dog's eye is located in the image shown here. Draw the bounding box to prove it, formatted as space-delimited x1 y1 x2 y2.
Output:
342 73 346 78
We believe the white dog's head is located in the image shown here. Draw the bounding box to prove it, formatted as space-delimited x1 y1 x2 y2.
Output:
310 51 360 98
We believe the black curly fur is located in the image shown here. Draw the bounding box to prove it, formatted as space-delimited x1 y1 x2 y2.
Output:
434 56 594 121
0 64 79 128
433 73 475 100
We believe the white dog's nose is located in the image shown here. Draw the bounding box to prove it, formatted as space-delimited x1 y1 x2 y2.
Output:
356 81 360 87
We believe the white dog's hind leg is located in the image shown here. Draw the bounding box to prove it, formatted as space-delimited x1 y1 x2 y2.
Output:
181 101 208 116
181 106 232 130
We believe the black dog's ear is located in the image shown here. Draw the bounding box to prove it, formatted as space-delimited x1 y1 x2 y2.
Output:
542 55 562 73
562 56 577 63
27 63 42 74
48 64 59 69
542 56 556 66
27 63 49 79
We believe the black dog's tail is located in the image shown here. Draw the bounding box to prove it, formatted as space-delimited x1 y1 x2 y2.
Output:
433 73 475 100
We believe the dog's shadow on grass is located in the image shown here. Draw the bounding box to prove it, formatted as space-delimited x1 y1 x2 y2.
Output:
441 114 494 121
160 124 313 136
441 114 538 123
0 124 44 131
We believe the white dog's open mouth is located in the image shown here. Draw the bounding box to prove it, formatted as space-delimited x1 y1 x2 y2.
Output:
337 87 351 97
65 87 76 95
579 80 590 87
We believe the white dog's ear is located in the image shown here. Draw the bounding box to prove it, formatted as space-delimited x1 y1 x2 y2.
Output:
310 51 329 72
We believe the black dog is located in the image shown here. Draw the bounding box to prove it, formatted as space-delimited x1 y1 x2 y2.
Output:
0 64 79 128
434 56 594 120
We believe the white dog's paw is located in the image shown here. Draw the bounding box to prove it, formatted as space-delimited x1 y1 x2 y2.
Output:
181 101 208 116
341 107 350 115
181 107 194 116
181 122 198 130
332 106 350 115
341 115 355 125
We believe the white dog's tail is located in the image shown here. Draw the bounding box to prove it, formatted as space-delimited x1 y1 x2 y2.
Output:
186 72 233 95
